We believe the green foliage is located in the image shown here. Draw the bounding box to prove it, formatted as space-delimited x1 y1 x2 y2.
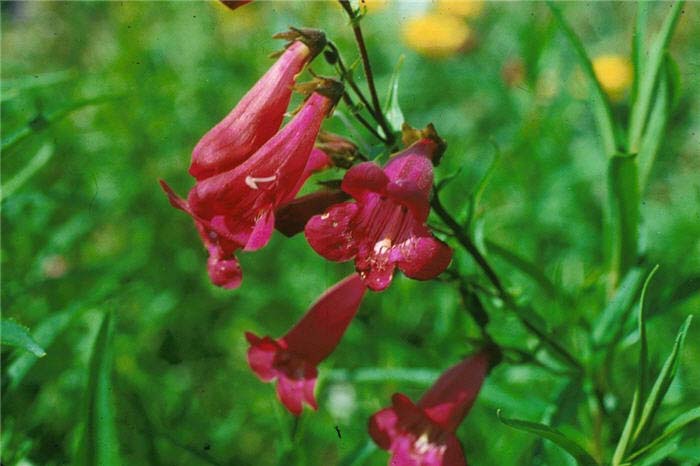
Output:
2 2 698 466
0 318 46 357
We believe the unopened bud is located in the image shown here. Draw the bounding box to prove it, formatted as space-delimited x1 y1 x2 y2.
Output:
316 132 362 169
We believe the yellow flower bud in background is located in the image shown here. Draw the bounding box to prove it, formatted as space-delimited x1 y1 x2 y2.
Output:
592 54 633 101
436 0 485 19
402 13 473 59
360 0 390 13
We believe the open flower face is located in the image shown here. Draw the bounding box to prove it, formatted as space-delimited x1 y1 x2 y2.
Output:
305 138 452 291
369 353 489 466
246 274 366 415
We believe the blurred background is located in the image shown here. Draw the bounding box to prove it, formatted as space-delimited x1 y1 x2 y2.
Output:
2 1 699 465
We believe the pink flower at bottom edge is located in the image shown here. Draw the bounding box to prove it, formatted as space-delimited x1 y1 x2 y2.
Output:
369 353 490 466
246 274 366 415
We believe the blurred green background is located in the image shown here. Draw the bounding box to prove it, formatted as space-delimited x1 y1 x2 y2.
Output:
2 1 699 465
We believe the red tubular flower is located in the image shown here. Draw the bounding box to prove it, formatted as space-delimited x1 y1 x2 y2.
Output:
304 135 453 291
162 78 343 289
189 29 326 180
246 274 366 415
369 353 489 466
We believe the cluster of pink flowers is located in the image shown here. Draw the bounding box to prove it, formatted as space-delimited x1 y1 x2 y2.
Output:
162 26 490 466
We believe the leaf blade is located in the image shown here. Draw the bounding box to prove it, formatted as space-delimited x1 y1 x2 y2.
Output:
0 319 47 357
498 410 598 465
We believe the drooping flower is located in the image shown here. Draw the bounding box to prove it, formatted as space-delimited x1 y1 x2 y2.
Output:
246 274 366 415
369 353 490 466
189 28 327 180
304 128 452 291
162 78 344 288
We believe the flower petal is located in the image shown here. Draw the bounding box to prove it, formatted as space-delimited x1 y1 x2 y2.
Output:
395 236 453 281
245 332 281 382
276 371 317 416
244 210 276 251
386 179 431 223
368 407 399 450
419 353 488 432
442 434 468 466
341 162 389 201
207 254 243 289
305 202 359 262
356 245 397 291
283 274 366 365
275 189 350 237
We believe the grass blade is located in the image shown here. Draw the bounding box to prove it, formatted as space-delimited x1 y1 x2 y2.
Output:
631 1 649 105
608 153 640 288
592 266 646 347
611 265 658 464
627 407 700 462
498 410 598 465
547 1 619 157
0 319 47 357
77 312 121 466
631 315 693 447
0 143 55 202
627 1 684 153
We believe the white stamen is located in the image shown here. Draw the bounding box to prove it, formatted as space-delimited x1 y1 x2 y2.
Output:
373 237 392 254
245 175 277 190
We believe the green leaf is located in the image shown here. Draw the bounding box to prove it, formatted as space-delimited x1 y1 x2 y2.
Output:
631 315 693 447
339 440 379 466
627 407 700 462
1 94 120 153
637 59 670 191
77 312 121 466
547 1 619 157
0 70 75 101
627 0 684 153
592 266 646 347
611 265 659 465
497 410 598 465
6 278 120 391
630 1 649 106
608 153 640 288
0 143 55 202
326 367 439 385
0 318 46 357
464 143 501 228
383 54 405 133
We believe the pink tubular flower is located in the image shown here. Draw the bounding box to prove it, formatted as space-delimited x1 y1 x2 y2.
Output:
162 78 343 289
246 274 366 415
304 133 452 291
189 29 326 180
369 353 489 466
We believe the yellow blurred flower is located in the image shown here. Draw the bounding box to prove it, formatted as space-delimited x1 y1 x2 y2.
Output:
360 0 390 12
436 0 485 19
592 54 633 101
402 13 473 59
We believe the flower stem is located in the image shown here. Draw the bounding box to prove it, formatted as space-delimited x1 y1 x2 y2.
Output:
338 0 396 145
431 192 583 372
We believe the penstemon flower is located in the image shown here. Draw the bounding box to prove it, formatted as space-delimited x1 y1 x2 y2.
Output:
369 353 489 466
304 128 453 291
189 28 326 180
246 274 366 415
162 78 344 289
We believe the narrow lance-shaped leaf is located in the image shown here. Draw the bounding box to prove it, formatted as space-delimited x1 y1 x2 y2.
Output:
627 406 700 463
627 0 684 153
631 315 693 448
77 312 121 466
637 56 673 191
592 266 645 347
1 318 46 357
630 1 649 106
611 265 659 465
0 143 55 202
608 153 640 290
382 54 404 133
547 1 619 157
497 410 598 466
